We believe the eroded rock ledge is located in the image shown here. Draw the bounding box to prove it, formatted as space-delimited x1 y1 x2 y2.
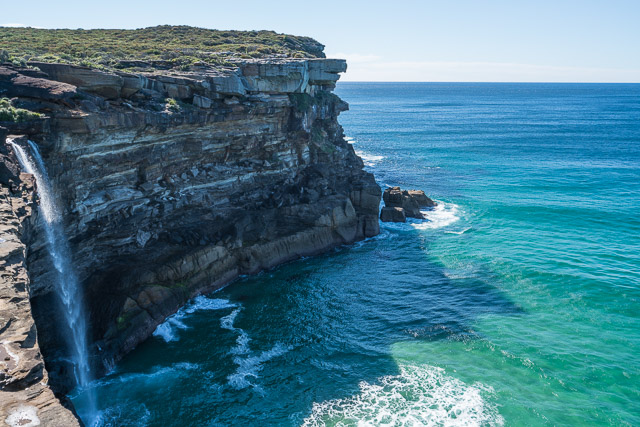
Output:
0 55 381 407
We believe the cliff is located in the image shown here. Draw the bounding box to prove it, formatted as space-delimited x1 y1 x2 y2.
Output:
0 132 80 426
0 28 380 422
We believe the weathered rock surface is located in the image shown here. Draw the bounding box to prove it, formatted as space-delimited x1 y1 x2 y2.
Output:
0 53 381 408
380 206 406 223
0 133 79 426
380 186 436 222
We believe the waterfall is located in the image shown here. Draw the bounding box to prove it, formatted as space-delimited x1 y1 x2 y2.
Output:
9 139 97 424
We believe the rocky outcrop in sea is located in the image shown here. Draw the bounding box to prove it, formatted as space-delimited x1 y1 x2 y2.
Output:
380 186 436 222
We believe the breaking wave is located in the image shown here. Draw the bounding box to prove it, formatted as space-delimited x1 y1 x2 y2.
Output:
153 296 237 342
412 202 460 230
355 149 385 167
221 308 291 392
302 363 503 426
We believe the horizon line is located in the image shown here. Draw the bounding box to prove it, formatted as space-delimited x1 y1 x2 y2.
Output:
337 81 640 84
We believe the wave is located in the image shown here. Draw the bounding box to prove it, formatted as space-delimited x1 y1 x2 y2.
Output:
355 149 384 167
344 136 356 144
445 227 472 235
153 295 237 342
302 363 503 426
91 404 151 427
221 308 251 355
221 308 291 392
412 202 461 230
152 317 188 342
227 343 292 393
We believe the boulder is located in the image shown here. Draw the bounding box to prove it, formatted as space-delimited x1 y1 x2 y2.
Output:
382 186 436 219
380 206 406 222
407 190 436 207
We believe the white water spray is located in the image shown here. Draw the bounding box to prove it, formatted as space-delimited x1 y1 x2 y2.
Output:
9 139 97 424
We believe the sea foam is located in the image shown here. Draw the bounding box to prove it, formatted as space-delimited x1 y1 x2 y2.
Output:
221 308 291 392
302 363 503 426
355 149 384 167
152 296 237 342
412 202 460 230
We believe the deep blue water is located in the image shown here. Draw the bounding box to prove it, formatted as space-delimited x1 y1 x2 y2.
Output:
72 83 640 426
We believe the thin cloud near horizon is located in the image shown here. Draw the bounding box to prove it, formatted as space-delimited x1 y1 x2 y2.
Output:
327 52 640 83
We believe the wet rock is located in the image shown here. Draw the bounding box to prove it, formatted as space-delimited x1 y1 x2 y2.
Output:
407 190 436 208
380 206 406 222
382 186 436 219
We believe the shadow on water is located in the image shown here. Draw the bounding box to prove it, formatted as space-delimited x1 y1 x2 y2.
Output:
75 224 522 426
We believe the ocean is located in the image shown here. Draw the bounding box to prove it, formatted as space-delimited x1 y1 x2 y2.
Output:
71 82 640 426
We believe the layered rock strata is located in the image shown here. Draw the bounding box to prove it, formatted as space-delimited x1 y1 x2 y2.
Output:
0 57 381 400
0 132 79 426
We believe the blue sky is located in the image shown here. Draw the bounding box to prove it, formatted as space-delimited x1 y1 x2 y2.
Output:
3 0 639 82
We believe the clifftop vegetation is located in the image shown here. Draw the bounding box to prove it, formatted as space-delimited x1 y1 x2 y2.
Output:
0 25 325 71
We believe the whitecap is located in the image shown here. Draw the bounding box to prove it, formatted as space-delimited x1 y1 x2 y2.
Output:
227 343 292 392
220 308 241 330
344 136 356 144
412 202 460 230
153 296 237 342
444 227 472 235
302 363 503 426
152 317 188 342
220 309 252 355
221 309 291 391
355 149 384 167
90 403 151 427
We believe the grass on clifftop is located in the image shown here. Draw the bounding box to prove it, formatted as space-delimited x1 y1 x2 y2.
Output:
0 25 325 71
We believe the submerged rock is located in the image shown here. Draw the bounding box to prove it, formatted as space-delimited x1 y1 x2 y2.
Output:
380 186 436 222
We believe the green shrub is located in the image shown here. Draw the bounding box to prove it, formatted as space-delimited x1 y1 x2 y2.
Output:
165 97 181 112
0 98 42 122
0 26 326 72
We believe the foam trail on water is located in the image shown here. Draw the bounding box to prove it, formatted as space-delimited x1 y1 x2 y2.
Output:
153 296 236 342
221 308 291 392
227 343 291 392
10 139 97 425
445 227 472 235
302 363 503 426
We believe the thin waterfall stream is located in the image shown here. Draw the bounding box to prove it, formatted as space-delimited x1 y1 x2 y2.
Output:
9 139 97 425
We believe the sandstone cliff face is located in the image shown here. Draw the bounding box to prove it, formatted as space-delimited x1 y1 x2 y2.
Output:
0 132 79 426
0 58 380 394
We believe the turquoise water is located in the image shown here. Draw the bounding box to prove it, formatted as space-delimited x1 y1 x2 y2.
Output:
72 83 640 426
